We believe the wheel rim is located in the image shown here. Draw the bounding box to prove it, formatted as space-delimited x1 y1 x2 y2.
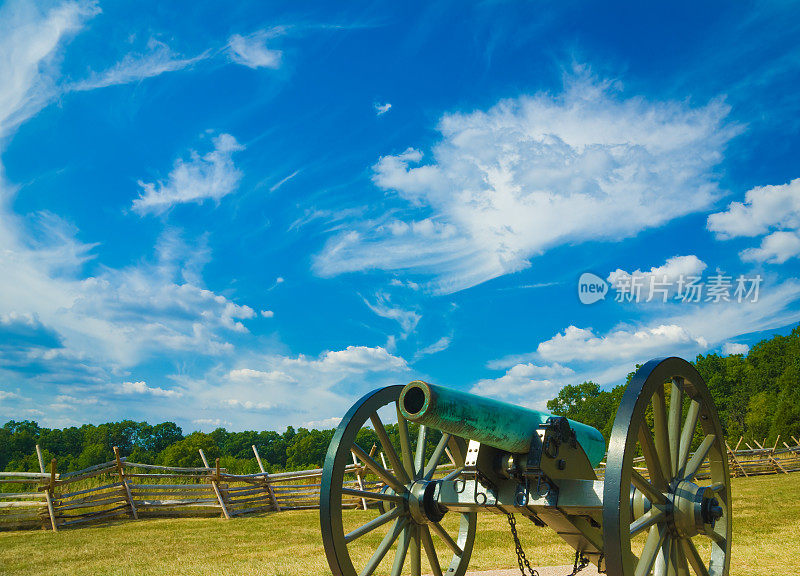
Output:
603 357 732 576
321 385 477 576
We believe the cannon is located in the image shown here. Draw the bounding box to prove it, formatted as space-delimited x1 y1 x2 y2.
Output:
320 357 731 576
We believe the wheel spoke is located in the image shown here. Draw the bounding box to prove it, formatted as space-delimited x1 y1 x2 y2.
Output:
345 506 403 543
706 482 726 493
677 400 701 477
391 525 412 576
668 378 684 479
424 433 452 480
442 466 465 482
359 518 408 576
429 519 463 556
683 435 716 482
352 443 406 493
635 525 667 576
414 425 427 479
654 535 672 576
639 423 669 491
421 525 443 576
410 524 421 576
341 487 404 503
674 539 690 576
652 385 673 481
397 404 417 478
371 412 410 485
703 528 726 548
681 538 711 576
630 507 666 537
631 468 667 505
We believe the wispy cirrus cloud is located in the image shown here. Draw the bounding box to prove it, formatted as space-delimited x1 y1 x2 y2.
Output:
133 133 245 215
314 67 738 294
0 0 99 138
68 38 210 92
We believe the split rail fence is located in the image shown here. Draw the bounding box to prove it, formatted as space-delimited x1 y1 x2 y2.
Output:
2 436 798 532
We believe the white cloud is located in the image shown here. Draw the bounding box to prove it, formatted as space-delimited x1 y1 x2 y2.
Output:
68 38 208 92
260 309 274 318
295 345 409 373
607 255 707 297
740 231 800 264
537 324 709 363
375 102 392 116
180 346 410 430
472 363 574 410
708 179 800 264
193 418 233 428
227 30 283 69
118 381 182 398
225 398 275 412
270 170 299 192
722 342 750 355
303 416 342 429
315 68 736 293
0 0 98 138
133 133 245 215
416 336 451 358
708 179 800 239
363 293 421 336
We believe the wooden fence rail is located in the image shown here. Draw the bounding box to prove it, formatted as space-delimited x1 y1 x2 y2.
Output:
2 436 798 532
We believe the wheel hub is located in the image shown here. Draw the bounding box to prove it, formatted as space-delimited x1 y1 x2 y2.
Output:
408 480 446 524
669 480 723 538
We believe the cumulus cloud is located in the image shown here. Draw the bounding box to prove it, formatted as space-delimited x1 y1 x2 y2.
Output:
472 363 574 409
607 255 707 299
708 179 800 264
740 231 800 264
315 68 736 293
183 345 410 430
133 133 245 215
118 381 182 398
227 30 283 69
722 342 750 355
537 324 709 363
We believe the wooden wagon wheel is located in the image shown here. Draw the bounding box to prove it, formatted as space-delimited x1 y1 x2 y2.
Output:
320 385 477 576
603 357 732 576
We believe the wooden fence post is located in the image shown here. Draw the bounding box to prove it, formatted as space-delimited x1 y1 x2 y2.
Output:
753 438 788 474
35 445 57 531
113 447 138 519
252 445 280 512
199 449 230 519
725 441 748 477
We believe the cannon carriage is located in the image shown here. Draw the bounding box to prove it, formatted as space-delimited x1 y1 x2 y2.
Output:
320 357 731 576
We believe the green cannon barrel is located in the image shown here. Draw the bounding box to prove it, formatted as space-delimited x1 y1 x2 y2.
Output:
398 381 606 468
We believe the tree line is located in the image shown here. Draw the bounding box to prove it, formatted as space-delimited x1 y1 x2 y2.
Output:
2 326 798 474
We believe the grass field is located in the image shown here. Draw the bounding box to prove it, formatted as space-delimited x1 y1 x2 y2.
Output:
1 473 798 576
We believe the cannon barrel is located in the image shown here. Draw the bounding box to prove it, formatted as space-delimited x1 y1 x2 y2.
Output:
398 380 606 467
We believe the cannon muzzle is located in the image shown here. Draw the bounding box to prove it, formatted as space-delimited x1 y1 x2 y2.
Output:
398 380 606 467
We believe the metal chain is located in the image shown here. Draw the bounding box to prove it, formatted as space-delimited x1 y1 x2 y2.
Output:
566 548 591 575
505 513 540 576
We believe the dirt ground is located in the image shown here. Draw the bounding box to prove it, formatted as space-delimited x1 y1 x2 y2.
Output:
466 567 600 576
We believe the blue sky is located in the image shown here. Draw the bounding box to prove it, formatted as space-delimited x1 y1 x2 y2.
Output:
1 0 799 432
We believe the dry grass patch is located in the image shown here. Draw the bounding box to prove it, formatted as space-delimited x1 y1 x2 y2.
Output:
1 473 798 575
